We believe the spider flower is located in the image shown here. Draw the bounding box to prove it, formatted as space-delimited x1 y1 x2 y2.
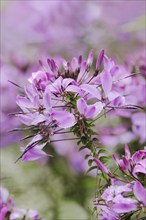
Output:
95 180 146 219
15 50 143 161
113 145 146 177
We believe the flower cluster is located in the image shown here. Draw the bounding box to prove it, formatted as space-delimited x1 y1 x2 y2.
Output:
0 187 39 220
96 54 146 148
94 145 146 220
15 50 144 162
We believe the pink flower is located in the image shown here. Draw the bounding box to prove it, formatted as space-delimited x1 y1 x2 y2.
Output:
113 145 146 177
100 70 113 97
96 49 104 72
96 180 145 218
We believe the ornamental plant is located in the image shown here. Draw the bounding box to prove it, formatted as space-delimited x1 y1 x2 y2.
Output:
12 50 146 219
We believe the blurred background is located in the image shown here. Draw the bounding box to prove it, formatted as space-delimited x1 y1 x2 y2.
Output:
1 0 145 219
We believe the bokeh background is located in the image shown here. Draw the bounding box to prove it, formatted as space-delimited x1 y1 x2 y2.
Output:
1 1 145 219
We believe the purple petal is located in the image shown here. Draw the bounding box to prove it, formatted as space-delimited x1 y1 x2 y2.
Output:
112 96 125 106
10 208 26 220
33 95 40 108
94 102 104 115
31 114 46 125
18 114 33 126
28 209 39 220
113 154 130 171
124 145 131 159
52 111 75 128
66 85 81 94
100 70 112 97
71 57 78 72
63 78 74 88
91 75 101 84
112 154 119 164
97 204 119 220
47 58 51 69
78 55 82 65
119 158 129 171
10 213 22 220
94 158 110 174
22 145 48 161
48 59 58 73
101 186 115 202
87 50 94 66
28 71 40 84
133 181 146 205
46 72 54 81
115 184 133 194
16 95 32 112
112 203 136 213
77 61 87 82
24 86 35 102
80 84 101 100
132 112 146 126
0 207 9 220
133 165 145 177
113 195 137 204
103 55 115 72
133 159 146 176
96 49 104 72
107 91 120 102
85 105 97 118
123 157 130 169
77 98 87 115
28 70 48 85
132 149 146 163
86 102 103 119
50 76 62 92
43 86 51 109
21 135 48 161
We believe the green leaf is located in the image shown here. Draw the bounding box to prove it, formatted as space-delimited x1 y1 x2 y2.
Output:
121 211 135 220
84 154 91 160
100 156 110 164
81 136 87 144
79 146 86 151
88 159 93 166
85 166 97 175
98 149 108 155
92 138 99 143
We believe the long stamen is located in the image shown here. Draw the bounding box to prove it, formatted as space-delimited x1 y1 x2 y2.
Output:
8 80 23 89
54 131 73 135
15 139 44 163
51 137 79 143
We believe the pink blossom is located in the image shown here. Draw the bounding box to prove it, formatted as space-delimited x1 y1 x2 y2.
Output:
113 145 146 177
